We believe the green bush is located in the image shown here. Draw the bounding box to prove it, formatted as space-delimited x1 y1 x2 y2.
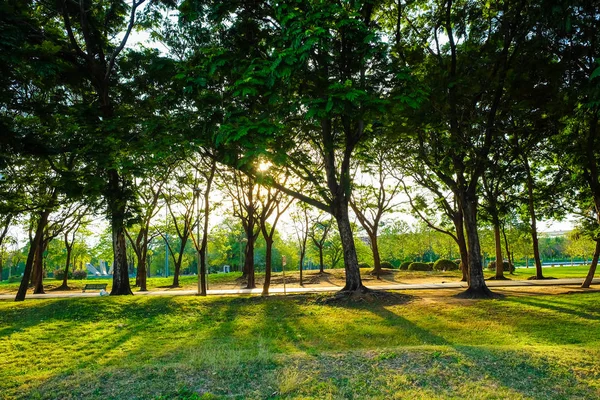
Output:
72 270 88 280
399 261 411 270
380 261 394 269
428 262 434 268
8 275 21 283
358 263 371 269
53 269 72 280
408 262 433 271
487 261 514 273
433 259 459 271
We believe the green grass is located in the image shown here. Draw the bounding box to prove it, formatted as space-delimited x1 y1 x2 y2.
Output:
1 290 600 399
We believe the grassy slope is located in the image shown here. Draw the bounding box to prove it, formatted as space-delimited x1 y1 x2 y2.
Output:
1 291 600 399
0 265 594 294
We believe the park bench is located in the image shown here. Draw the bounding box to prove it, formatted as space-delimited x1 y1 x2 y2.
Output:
82 283 108 293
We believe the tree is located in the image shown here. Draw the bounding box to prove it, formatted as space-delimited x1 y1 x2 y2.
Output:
290 204 310 286
308 211 334 274
180 0 417 294
394 0 539 297
350 140 402 278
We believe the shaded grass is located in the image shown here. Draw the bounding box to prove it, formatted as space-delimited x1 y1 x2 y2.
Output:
1 291 600 399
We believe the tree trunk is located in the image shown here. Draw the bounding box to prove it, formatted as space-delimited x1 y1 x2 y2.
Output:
493 217 505 279
172 239 188 287
109 170 132 295
61 244 73 289
319 246 325 273
262 237 273 295
454 212 469 282
460 194 493 297
333 202 364 292
299 247 304 286
501 223 514 275
370 234 382 280
244 231 256 289
33 239 46 294
523 156 544 279
582 240 600 288
138 250 148 291
16 210 50 301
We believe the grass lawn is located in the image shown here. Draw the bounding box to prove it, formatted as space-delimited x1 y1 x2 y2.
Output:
0 264 594 295
1 289 600 399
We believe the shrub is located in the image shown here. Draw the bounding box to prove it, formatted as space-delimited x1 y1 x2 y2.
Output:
358 262 371 269
72 270 88 280
53 269 72 280
399 261 411 270
428 262 434 267
8 275 21 283
433 259 459 271
408 262 433 271
380 261 394 269
487 261 514 273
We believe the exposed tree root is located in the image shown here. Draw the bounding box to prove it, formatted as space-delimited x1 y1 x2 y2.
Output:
487 276 511 281
454 287 502 299
319 287 413 305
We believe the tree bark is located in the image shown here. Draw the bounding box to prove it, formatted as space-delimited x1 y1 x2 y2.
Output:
370 234 382 279
32 240 46 294
459 194 493 297
318 247 324 273
109 170 133 295
493 216 505 279
453 212 469 282
60 237 73 289
523 155 544 279
243 229 256 289
262 237 273 295
333 202 364 292
582 240 600 288
16 209 50 301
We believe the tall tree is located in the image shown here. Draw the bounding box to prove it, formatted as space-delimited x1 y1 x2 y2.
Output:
350 140 402 279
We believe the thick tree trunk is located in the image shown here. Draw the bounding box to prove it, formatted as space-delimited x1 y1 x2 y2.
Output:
333 202 364 292
60 245 73 289
262 238 273 295
172 239 188 287
109 171 132 295
454 214 469 282
32 241 45 294
582 240 600 288
524 156 544 279
138 251 148 291
501 223 514 275
370 234 382 280
16 210 50 301
459 194 493 298
244 231 256 289
493 217 505 279
318 247 324 273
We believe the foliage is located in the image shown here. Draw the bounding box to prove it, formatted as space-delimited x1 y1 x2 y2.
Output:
408 262 432 272
72 270 87 280
433 259 459 272
53 269 72 281
399 261 411 270
380 262 394 270
487 261 515 273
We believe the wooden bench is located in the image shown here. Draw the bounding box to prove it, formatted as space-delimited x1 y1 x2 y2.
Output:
82 283 108 293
